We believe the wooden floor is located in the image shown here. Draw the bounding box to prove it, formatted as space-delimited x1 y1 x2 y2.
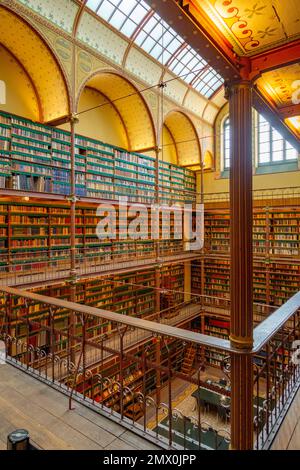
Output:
0 361 159 451
271 387 300 450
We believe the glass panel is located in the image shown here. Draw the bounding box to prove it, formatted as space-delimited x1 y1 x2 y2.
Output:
286 147 298 160
224 113 299 169
285 142 298 161
272 139 283 153
121 19 137 37
272 129 283 141
259 131 270 143
223 118 230 169
259 153 271 164
86 0 101 11
110 10 127 29
259 142 270 155
90 0 151 38
272 151 284 162
135 13 184 65
194 68 223 98
96 1 115 20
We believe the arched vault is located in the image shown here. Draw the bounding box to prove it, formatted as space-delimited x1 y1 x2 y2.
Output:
162 111 201 167
76 71 156 152
0 6 70 122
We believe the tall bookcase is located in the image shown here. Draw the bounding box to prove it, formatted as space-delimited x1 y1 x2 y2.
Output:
0 111 196 205
0 200 197 272
193 203 300 307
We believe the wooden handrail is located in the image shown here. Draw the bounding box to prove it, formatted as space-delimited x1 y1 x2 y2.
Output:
253 291 300 353
1 286 299 355
0 286 231 352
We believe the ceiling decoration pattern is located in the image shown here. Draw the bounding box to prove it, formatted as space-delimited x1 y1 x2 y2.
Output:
77 12 128 66
125 46 162 87
201 0 300 56
183 89 209 116
17 0 78 34
256 63 300 107
33 22 73 82
0 6 70 122
163 72 189 104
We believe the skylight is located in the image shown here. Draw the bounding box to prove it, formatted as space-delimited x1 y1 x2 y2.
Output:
87 0 151 38
168 44 207 83
134 13 184 64
86 0 224 98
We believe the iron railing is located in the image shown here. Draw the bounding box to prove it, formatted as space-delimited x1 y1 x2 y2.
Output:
203 186 300 204
0 244 202 287
0 286 299 449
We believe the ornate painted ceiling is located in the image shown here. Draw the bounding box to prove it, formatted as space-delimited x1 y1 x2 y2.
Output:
179 0 300 138
2 0 299 141
256 63 300 108
285 116 300 138
198 0 300 56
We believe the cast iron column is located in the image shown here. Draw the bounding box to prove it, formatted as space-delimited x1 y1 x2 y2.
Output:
226 80 254 450
69 115 78 363
70 116 77 282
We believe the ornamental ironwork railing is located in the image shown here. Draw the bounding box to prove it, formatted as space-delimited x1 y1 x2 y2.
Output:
0 286 299 450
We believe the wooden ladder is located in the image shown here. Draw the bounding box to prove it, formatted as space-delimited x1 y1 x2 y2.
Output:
181 345 196 376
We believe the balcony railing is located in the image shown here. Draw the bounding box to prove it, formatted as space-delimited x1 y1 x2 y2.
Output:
0 286 299 450
203 186 300 204
0 244 202 287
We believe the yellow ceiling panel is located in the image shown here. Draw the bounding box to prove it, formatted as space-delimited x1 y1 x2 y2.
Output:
0 45 39 120
285 115 300 137
0 7 70 122
164 111 201 167
256 62 300 107
193 0 300 56
83 72 156 151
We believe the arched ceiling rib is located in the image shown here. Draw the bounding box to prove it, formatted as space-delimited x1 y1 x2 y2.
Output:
77 72 156 151
0 6 70 122
163 111 201 167
84 0 224 99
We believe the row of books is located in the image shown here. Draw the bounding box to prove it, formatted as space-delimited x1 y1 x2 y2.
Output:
0 111 196 202
0 201 190 263
192 258 300 306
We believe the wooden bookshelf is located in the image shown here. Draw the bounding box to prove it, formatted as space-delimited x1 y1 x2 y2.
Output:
0 111 196 205
160 264 184 309
0 200 195 271
195 204 300 307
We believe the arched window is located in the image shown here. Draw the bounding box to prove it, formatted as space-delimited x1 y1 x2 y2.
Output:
223 116 230 170
222 113 298 169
